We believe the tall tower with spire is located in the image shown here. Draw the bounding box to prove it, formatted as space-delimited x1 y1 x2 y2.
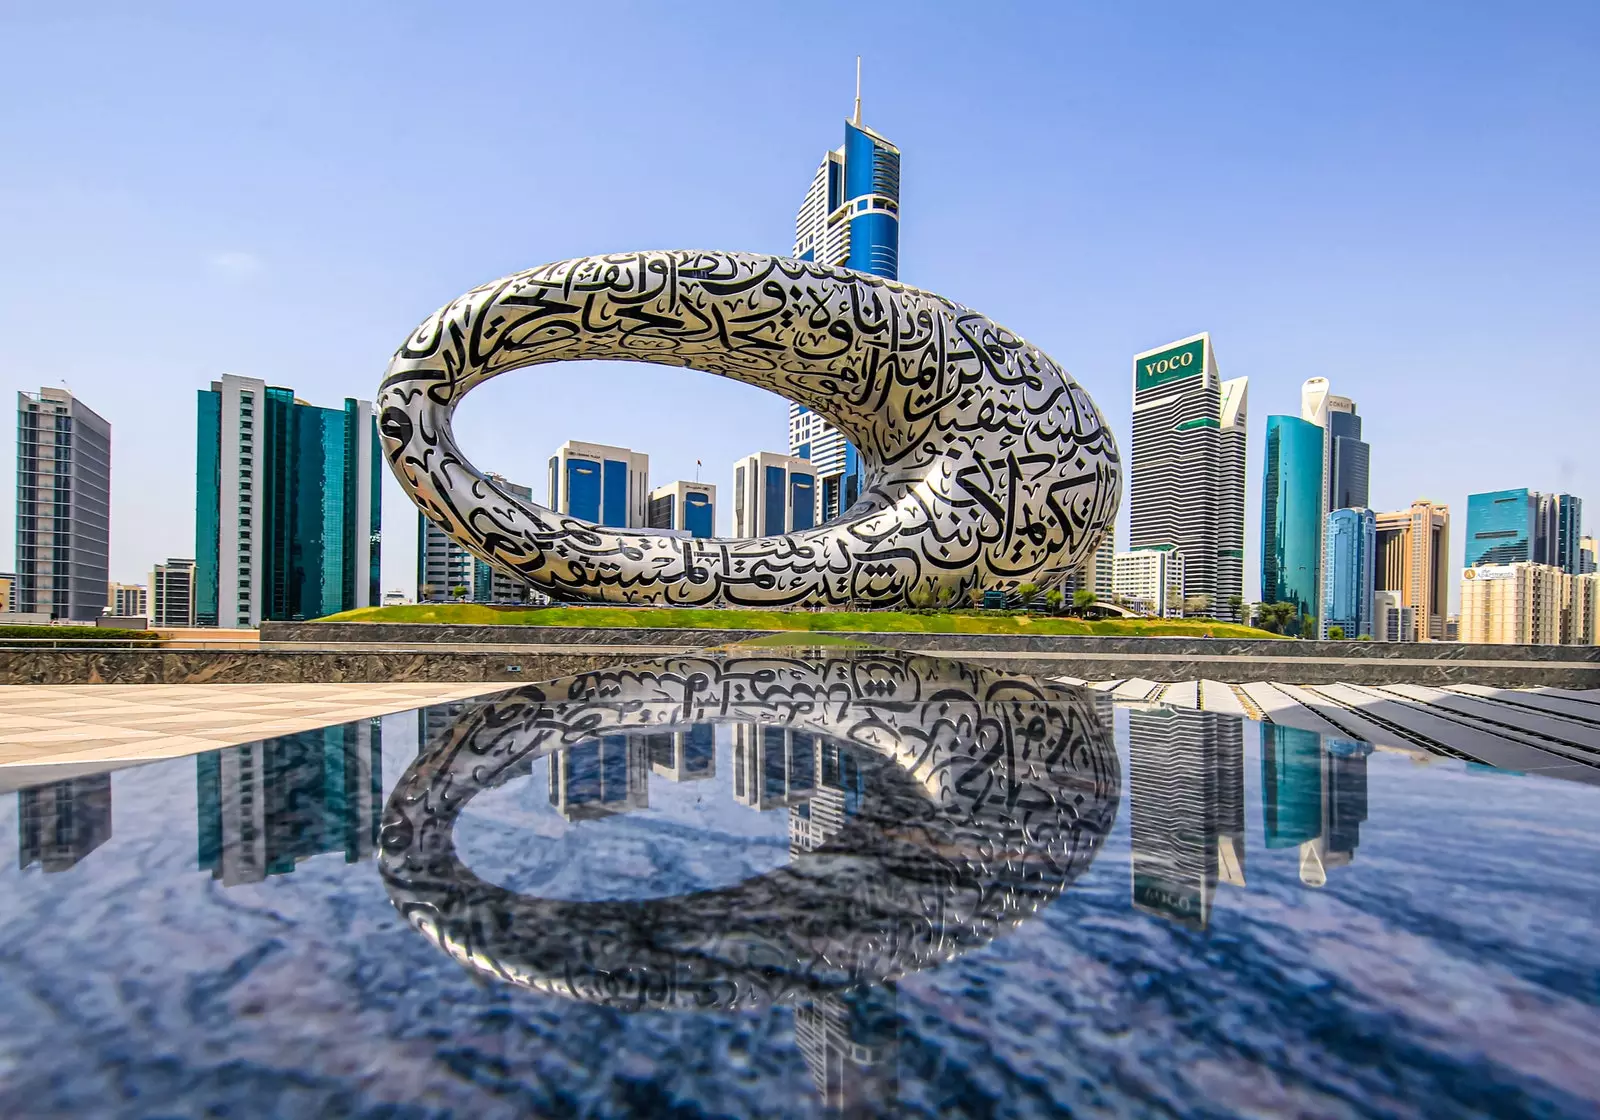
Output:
788 59 902 520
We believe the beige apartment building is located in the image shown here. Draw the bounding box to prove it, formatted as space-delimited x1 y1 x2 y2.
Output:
1459 564 1598 645
108 582 148 619
1375 501 1450 641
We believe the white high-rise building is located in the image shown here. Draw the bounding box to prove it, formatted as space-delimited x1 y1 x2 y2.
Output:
1114 548 1187 618
732 452 816 538
151 558 197 627
547 440 648 528
1129 334 1245 620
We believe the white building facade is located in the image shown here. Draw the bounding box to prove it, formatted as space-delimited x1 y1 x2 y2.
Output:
547 440 649 528
732 452 817 538
1114 547 1187 618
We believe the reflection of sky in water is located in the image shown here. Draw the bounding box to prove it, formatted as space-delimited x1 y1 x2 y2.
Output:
456 727 794 901
0 680 1597 1118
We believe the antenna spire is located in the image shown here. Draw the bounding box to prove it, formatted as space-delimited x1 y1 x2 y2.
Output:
853 56 862 125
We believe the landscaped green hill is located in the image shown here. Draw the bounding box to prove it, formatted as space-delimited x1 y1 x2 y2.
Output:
319 603 1284 639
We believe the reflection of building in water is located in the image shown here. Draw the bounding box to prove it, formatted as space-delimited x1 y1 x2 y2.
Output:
548 734 649 820
18 773 113 872
646 726 715 782
790 741 865 855
197 718 382 887
1128 706 1246 930
417 701 471 757
794 986 899 1115
1261 724 1371 887
731 724 818 811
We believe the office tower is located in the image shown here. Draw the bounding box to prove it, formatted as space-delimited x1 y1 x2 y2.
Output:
416 512 474 601
547 440 648 528
1459 563 1568 645
1261 415 1325 624
196 718 382 887
1322 508 1376 638
1065 527 1116 599
18 773 113 872
646 726 716 783
548 735 649 820
1113 547 1185 617
1465 489 1537 567
150 559 197 626
1261 721 1323 869
1375 500 1450 641
196 376 380 628
15 388 111 621
730 725 819 810
646 481 717 538
0 571 14 613
732 452 816 537
1538 493 1582 574
1372 589 1414 643
794 987 899 1114
1466 489 1583 573
1579 535 1599 575
1129 334 1245 619
108 582 148 619
789 71 901 522
471 475 537 603
1301 379 1369 513
1127 707 1246 930
1218 377 1249 610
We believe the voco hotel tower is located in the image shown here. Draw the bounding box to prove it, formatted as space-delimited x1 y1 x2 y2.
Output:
1130 334 1247 618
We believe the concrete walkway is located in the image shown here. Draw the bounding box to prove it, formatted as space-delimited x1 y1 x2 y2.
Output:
0 681 508 788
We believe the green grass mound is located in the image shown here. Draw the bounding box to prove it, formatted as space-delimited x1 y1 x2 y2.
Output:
321 603 1283 639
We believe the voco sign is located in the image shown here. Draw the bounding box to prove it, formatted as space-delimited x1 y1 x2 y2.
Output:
1136 338 1206 392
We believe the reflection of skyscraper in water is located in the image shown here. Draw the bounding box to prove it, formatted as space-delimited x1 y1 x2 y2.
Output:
18 773 112 872
1128 706 1247 930
197 718 382 887
730 724 818 811
417 700 471 757
790 740 865 855
645 726 715 783
548 734 649 820
794 986 899 1115
1261 724 1370 887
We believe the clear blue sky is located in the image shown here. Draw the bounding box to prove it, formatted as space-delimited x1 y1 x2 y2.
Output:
2 2 1595 607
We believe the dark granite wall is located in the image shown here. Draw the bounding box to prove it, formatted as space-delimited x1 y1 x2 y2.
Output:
0 649 627 686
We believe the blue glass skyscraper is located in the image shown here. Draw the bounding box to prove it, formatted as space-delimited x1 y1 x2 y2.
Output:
789 66 900 521
1465 488 1536 567
1261 415 1325 625
1322 507 1376 638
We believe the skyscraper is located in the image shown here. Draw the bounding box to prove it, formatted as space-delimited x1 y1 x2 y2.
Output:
1129 334 1247 619
150 558 197 627
195 376 380 627
417 474 538 604
1466 489 1583 573
789 67 901 522
1375 500 1451 641
1538 492 1582 574
547 440 649 528
1580 535 1599 576
1261 414 1325 625
1465 488 1537 567
646 481 717 538
15 387 111 621
732 451 816 538
1301 379 1370 513
1322 508 1376 638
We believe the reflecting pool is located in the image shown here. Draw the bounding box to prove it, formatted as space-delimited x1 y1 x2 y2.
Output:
2 650 1597 1117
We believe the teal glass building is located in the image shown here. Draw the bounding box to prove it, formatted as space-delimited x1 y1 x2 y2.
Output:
196 375 380 626
1465 488 1535 567
1261 415 1325 624
1322 507 1376 638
